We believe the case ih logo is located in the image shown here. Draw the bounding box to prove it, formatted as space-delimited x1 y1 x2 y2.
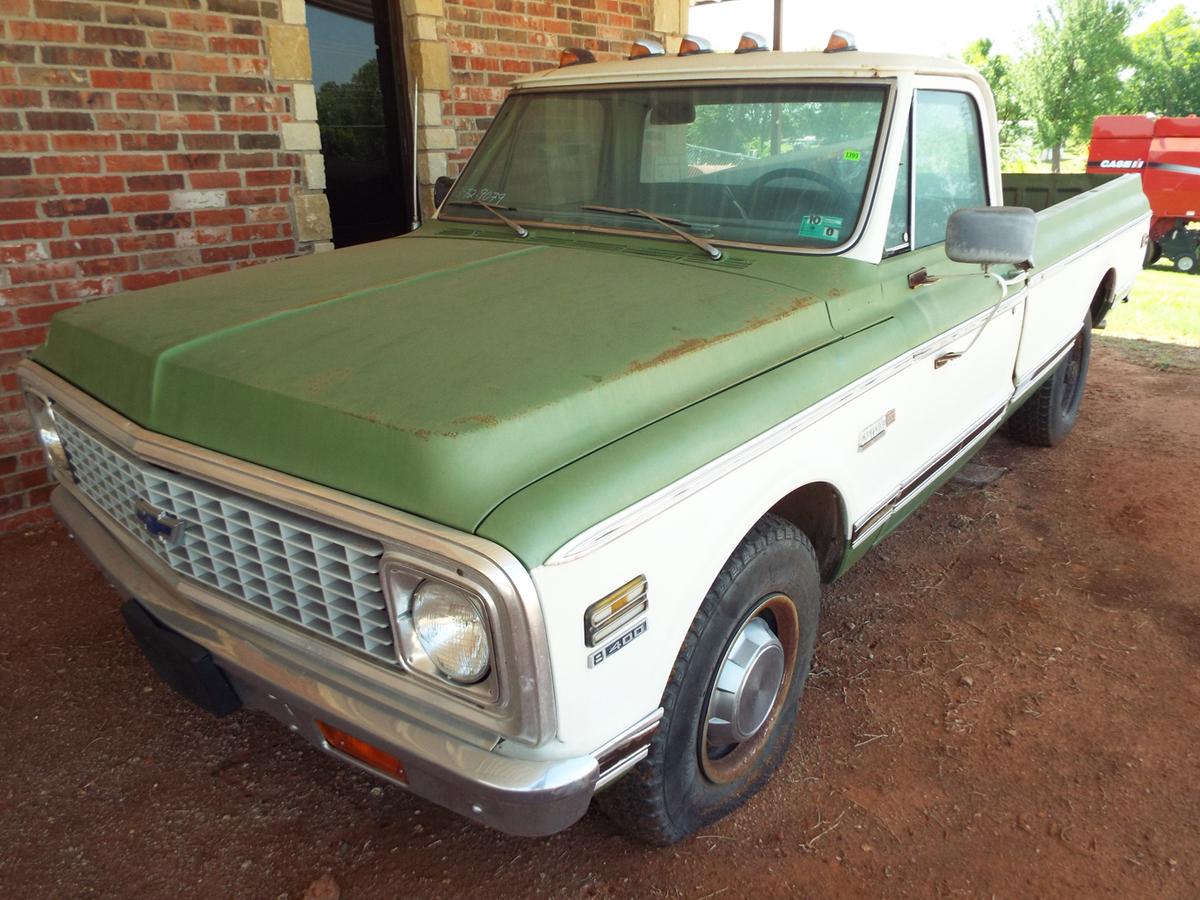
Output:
1098 159 1146 169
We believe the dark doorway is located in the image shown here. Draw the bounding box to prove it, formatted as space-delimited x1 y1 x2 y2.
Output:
307 0 416 246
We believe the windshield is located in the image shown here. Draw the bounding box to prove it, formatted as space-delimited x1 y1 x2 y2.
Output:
442 82 890 251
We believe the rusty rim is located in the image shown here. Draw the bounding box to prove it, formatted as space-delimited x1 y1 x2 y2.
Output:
700 593 801 785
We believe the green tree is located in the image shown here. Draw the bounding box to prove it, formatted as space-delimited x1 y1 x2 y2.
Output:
1122 5 1200 115
315 58 386 162
1018 0 1141 172
962 38 1028 154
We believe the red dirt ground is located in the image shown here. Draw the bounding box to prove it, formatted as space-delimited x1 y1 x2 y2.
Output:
1 340 1198 899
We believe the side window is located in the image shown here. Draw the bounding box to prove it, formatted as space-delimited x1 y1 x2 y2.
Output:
912 91 987 249
885 124 911 253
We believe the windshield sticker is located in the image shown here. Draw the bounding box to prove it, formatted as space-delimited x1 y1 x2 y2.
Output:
799 214 843 242
842 149 863 162
459 186 508 205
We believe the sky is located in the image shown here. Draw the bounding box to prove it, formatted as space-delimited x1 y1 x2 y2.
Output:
307 4 378 87
689 0 1200 59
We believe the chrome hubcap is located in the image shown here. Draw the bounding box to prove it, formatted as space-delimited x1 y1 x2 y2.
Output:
706 617 786 748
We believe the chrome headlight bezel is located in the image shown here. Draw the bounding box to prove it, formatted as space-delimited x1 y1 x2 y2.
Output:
24 391 75 480
381 557 501 703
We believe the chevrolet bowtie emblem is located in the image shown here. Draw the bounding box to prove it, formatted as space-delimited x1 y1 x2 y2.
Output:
134 498 186 547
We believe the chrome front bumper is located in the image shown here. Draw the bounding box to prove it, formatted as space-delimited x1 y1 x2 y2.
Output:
53 486 611 837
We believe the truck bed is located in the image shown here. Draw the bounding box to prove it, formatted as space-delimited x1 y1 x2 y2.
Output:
1002 173 1117 212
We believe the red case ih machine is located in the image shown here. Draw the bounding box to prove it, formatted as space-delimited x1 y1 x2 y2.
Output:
1088 115 1200 273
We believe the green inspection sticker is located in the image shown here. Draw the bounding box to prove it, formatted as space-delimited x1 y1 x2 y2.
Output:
799 214 844 242
843 149 863 162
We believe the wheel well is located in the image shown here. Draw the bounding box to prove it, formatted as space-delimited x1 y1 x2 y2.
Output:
768 482 846 582
1089 269 1116 327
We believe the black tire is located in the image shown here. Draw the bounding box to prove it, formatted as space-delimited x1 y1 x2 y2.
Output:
1144 240 1161 268
1174 252 1197 274
1007 314 1092 447
597 514 820 845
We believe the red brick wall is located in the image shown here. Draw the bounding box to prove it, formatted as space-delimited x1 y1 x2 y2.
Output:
440 0 657 173
0 0 310 529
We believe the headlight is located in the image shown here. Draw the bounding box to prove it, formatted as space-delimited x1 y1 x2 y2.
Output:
25 393 73 477
410 580 490 684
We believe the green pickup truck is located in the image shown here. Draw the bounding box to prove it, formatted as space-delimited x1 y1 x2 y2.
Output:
19 36 1150 844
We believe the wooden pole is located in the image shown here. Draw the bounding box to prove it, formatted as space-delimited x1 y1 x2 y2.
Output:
773 0 782 50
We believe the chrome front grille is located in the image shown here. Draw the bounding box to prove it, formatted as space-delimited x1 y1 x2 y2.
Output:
56 415 397 662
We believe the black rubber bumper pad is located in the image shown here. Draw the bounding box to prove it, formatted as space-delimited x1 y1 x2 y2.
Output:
120 599 243 717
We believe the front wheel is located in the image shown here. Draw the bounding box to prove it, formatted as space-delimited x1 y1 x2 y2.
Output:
1007 314 1092 447
597 515 820 845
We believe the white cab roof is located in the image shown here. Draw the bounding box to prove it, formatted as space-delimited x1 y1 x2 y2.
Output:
513 50 986 91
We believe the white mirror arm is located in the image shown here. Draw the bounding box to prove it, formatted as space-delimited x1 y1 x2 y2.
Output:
933 270 1029 369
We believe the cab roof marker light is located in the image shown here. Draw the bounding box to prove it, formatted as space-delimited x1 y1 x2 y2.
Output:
824 29 857 53
678 35 713 57
734 32 768 54
558 47 596 67
629 38 665 60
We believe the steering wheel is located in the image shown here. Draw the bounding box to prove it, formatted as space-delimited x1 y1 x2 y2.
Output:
747 167 853 218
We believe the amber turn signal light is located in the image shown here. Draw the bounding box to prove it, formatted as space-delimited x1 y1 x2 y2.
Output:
824 30 857 53
678 35 713 57
558 47 595 67
317 721 407 782
629 38 665 60
735 32 768 54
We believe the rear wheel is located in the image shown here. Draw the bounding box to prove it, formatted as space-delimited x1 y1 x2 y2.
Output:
1175 252 1197 274
597 515 820 845
1007 314 1091 447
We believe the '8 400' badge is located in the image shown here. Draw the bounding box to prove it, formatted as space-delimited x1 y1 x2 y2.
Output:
588 620 648 668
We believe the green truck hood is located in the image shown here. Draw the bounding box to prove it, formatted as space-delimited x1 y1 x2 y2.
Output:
36 229 836 534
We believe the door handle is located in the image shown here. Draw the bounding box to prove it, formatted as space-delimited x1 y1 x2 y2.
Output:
908 267 940 289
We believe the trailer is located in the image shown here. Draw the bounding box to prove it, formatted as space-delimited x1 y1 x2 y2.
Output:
1088 115 1200 273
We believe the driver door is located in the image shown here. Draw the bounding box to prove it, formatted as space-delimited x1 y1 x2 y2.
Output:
877 90 1024 491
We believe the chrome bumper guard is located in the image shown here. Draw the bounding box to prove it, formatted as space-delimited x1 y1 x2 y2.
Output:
54 487 658 836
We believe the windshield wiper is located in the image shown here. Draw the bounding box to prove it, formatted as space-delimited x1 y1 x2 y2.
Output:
444 199 528 238
580 204 722 261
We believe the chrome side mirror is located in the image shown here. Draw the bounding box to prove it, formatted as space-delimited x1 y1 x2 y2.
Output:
946 207 1036 269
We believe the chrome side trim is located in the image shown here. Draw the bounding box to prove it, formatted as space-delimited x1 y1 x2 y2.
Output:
549 291 1024 565
1026 211 1151 287
18 360 554 746
850 401 1007 546
1013 333 1077 400
593 707 664 761
592 707 663 791
595 747 651 792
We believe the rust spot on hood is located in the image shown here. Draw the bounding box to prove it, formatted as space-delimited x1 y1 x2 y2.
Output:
624 295 819 375
625 337 711 373
299 367 354 398
452 413 500 428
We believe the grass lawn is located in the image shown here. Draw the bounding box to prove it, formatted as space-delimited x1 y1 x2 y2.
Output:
1100 263 1200 370
1105 264 1200 346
